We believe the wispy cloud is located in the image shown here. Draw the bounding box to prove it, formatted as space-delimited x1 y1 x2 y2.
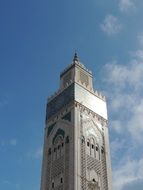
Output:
102 33 143 190
113 157 143 190
110 138 126 159
34 146 43 159
26 146 43 159
119 0 135 13
100 14 122 35
104 59 143 143
1 180 20 189
9 139 17 146
122 178 143 190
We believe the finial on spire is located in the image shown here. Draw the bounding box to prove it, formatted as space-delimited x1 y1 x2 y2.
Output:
73 51 79 62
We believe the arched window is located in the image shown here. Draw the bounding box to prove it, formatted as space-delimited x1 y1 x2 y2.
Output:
53 147 57 160
86 139 90 155
52 181 54 188
87 140 90 147
101 146 104 154
95 144 100 160
57 144 61 159
61 141 64 155
48 148 51 156
90 138 95 157
53 136 64 160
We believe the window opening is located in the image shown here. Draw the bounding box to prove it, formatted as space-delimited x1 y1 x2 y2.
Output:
81 138 84 143
101 146 104 154
66 136 69 143
48 148 51 155
93 178 95 182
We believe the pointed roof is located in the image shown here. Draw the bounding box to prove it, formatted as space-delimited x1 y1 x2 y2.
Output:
60 52 92 77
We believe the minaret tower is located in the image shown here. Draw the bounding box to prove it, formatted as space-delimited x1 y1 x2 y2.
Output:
40 54 112 190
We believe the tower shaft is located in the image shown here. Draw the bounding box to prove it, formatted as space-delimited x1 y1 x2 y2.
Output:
40 55 112 190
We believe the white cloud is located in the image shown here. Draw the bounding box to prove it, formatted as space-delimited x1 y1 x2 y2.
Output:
113 158 143 190
110 120 123 134
102 33 143 190
128 99 143 143
132 50 143 61
100 15 122 35
104 58 143 90
122 178 143 190
104 59 143 142
119 0 135 12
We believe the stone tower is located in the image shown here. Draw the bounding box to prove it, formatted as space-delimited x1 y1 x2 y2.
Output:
40 54 112 190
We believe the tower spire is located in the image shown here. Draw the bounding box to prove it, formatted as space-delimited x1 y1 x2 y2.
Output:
73 51 79 62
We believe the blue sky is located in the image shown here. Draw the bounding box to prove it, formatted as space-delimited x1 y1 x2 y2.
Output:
1 0 143 190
